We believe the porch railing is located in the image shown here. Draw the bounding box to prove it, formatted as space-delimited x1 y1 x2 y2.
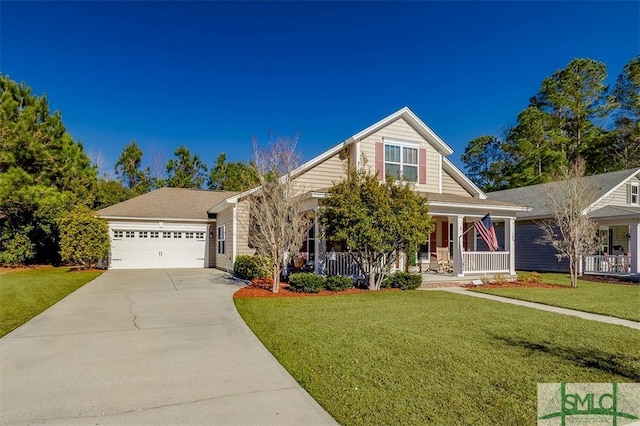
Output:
323 252 364 277
462 251 509 274
583 255 631 275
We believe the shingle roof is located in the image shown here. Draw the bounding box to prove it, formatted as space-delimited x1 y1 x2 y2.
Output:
420 192 521 207
589 205 640 219
487 168 640 219
97 187 240 220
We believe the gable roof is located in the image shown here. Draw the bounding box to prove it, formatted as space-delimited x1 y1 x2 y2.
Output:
487 167 640 219
97 187 239 221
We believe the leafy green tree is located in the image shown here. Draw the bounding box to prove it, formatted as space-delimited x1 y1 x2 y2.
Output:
461 135 508 191
208 152 259 191
114 140 151 193
94 178 134 209
320 167 434 290
165 145 208 188
0 75 97 265
503 107 566 186
56 206 110 269
530 58 614 167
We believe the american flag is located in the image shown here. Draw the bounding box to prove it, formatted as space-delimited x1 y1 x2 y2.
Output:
475 213 499 252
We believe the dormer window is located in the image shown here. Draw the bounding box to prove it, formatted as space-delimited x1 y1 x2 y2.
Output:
384 143 418 182
631 182 639 205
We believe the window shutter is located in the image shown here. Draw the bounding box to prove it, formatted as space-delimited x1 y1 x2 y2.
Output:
441 220 448 247
375 142 384 180
418 148 426 185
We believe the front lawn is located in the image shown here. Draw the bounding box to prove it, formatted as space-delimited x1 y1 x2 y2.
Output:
474 272 640 322
235 291 640 426
0 267 102 337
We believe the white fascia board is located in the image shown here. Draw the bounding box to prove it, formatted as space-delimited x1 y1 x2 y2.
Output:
441 157 487 199
99 215 214 223
582 169 640 215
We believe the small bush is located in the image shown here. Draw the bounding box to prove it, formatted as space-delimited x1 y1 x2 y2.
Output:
527 271 542 284
0 231 35 266
234 254 271 280
493 274 507 285
324 275 353 291
56 206 110 269
288 273 325 293
384 272 422 290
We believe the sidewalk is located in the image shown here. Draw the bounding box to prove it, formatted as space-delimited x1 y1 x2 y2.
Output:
430 287 640 330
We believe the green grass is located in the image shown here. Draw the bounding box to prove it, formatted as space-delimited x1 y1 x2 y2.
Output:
473 272 640 322
0 267 102 337
235 291 640 426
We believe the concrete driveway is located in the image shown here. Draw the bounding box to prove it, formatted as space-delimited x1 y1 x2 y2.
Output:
0 269 337 425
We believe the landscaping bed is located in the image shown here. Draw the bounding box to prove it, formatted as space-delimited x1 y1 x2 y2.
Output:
234 279 399 298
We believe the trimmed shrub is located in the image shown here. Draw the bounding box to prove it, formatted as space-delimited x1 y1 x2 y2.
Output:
493 274 507 285
56 206 110 270
0 230 35 266
288 272 325 293
527 271 542 284
324 275 353 291
234 254 271 281
384 272 422 290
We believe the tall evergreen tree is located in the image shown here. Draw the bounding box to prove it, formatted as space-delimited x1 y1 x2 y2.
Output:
165 145 208 189
207 152 259 191
608 56 640 169
461 135 508 191
114 140 151 193
0 75 97 265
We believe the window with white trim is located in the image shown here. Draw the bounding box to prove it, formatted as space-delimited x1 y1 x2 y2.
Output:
113 230 123 238
139 231 148 238
631 183 639 205
185 232 194 239
196 232 205 240
217 225 226 255
125 231 135 238
384 143 418 182
150 232 159 238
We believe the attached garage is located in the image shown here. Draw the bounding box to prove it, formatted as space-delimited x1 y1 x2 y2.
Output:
97 187 238 270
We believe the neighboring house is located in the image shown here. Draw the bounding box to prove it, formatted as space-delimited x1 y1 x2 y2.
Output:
207 107 527 278
487 168 640 277
97 188 238 269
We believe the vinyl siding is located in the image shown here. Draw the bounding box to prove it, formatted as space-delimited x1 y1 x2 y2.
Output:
358 117 441 193
442 169 474 197
592 175 640 209
214 207 234 270
513 221 569 272
235 200 253 257
293 153 347 192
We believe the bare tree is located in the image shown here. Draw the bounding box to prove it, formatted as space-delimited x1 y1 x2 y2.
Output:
247 134 312 293
537 158 602 287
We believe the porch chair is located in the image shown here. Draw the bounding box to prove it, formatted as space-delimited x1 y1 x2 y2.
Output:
436 247 453 274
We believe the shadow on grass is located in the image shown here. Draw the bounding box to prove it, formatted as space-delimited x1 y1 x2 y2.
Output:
491 334 640 381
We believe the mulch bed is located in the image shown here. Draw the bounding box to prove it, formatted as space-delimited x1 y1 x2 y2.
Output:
233 278 400 298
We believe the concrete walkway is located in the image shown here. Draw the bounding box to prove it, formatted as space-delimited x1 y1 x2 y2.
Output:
0 269 337 425
432 287 640 330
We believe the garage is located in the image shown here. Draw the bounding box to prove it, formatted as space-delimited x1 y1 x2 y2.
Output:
97 187 237 270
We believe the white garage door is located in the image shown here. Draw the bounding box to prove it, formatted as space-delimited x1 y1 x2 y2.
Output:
109 229 208 269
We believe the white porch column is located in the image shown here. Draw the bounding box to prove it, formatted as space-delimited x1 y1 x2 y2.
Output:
314 214 325 274
505 217 516 276
631 222 640 275
451 215 464 277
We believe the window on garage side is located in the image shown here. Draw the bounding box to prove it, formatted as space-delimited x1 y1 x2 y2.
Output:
113 230 123 238
150 232 159 238
217 225 226 255
125 231 135 238
139 231 148 238
196 232 205 240
186 232 194 239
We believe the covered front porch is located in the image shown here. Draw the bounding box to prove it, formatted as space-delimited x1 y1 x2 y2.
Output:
582 222 640 278
298 192 528 279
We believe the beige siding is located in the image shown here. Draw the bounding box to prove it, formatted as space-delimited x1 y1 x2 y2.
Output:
593 175 640 209
442 169 474 197
358 117 441 192
214 207 233 270
293 153 348 192
235 200 253 257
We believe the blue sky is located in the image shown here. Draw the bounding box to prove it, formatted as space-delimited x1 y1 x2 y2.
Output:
1 1 638 176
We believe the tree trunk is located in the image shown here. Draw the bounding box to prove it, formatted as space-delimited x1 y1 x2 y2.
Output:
272 264 280 293
569 258 578 288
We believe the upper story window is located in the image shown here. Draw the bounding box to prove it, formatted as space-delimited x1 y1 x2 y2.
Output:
384 143 418 182
631 183 639 205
